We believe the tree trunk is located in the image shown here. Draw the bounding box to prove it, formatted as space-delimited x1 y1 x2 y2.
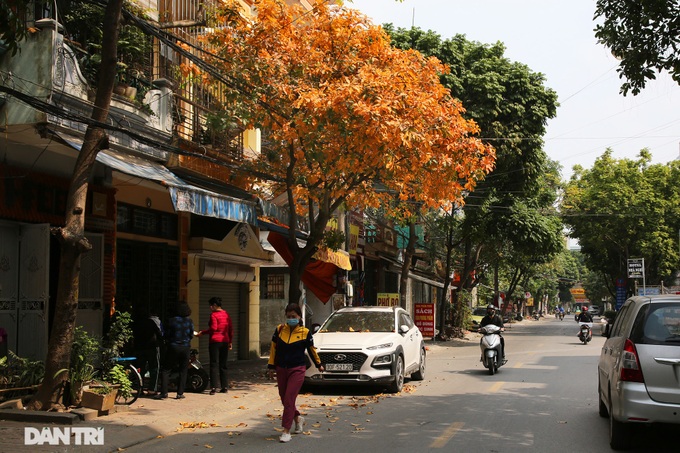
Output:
438 217 455 337
27 0 123 410
399 221 417 309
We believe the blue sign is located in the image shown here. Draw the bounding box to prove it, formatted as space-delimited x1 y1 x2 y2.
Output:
615 278 627 310
637 287 660 296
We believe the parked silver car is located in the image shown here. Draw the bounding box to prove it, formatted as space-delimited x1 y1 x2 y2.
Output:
305 306 426 393
597 295 680 450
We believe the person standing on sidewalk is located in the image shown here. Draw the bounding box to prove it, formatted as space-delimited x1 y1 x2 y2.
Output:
267 303 324 443
197 296 233 395
156 301 194 400
133 308 164 396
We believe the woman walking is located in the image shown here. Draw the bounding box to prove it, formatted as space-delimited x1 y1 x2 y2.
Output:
267 303 324 443
197 296 233 395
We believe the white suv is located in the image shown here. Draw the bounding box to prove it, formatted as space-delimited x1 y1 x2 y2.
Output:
597 295 680 449
305 306 426 393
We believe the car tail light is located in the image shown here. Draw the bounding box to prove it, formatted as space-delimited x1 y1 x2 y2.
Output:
619 339 644 383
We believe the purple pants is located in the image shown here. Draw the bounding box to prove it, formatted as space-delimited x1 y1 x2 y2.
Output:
276 366 306 430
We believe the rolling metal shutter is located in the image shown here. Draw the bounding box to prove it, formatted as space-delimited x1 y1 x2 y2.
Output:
198 281 241 363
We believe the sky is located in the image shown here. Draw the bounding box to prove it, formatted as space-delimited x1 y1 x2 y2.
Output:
348 0 680 181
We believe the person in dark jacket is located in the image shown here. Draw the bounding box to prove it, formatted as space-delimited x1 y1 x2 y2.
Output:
197 296 233 395
267 303 324 443
576 306 594 323
155 301 194 400
480 304 506 359
134 308 164 395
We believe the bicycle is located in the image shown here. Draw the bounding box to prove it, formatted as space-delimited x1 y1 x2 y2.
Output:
96 356 143 405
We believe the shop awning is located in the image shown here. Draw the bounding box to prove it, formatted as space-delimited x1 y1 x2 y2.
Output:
52 131 257 225
313 247 352 271
267 231 351 304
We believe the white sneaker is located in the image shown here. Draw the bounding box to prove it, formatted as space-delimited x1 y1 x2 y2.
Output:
293 416 304 434
279 433 292 443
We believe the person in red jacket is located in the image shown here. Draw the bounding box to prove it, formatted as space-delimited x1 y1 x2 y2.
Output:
197 297 233 395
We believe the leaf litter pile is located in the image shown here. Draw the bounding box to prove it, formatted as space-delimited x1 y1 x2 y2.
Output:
176 384 417 444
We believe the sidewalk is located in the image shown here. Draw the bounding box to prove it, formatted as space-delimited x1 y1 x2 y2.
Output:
0 357 274 452
0 343 461 452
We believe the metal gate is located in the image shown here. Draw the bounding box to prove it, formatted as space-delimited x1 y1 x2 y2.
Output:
0 221 50 361
198 280 241 362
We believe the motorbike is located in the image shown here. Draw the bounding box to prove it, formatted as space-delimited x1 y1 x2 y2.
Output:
146 348 209 393
559 312 564 321
577 322 593 345
479 324 505 375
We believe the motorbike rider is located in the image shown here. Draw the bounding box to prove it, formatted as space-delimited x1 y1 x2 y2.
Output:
576 306 593 323
480 304 505 359
576 306 593 340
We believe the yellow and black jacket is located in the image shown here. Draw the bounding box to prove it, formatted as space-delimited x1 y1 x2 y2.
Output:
268 323 322 370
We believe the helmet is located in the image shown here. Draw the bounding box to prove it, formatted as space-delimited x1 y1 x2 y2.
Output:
486 304 496 311
582 306 588 311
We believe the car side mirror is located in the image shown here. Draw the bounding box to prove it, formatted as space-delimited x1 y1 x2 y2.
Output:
399 325 409 335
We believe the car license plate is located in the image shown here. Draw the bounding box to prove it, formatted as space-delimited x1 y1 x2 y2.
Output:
326 363 353 371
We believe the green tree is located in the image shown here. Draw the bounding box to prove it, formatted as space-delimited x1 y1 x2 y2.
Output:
561 149 680 297
594 0 680 95
384 27 561 301
384 26 562 326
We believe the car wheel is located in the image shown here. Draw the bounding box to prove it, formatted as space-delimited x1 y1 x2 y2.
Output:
411 348 426 381
609 395 631 450
387 355 404 393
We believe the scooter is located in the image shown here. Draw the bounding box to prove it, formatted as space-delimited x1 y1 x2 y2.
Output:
479 324 505 375
577 322 593 344
559 312 564 321
146 348 209 393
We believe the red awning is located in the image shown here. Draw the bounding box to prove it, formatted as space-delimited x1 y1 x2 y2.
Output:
267 231 339 304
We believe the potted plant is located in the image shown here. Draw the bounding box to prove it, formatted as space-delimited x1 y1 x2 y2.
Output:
80 381 118 412
60 326 99 406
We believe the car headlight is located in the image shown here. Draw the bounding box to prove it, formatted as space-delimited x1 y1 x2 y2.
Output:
372 354 392 366
367 343 393 350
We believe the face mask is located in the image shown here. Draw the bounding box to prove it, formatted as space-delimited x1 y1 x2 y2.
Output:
286 318 299 327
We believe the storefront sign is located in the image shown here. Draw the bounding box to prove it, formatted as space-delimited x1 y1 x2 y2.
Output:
414 303 435 337
377 293 399 307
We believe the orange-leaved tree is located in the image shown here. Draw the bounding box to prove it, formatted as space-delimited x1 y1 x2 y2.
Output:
199 0 495 304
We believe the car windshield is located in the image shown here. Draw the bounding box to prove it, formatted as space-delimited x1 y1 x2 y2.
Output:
320 311 394 333
473 308 487 316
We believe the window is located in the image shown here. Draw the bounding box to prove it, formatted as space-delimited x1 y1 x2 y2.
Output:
266 274 285 299
117 203 178 239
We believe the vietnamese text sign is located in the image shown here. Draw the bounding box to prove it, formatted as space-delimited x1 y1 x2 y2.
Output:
377 293 399 307
414 303 435 337
627 258 644 279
